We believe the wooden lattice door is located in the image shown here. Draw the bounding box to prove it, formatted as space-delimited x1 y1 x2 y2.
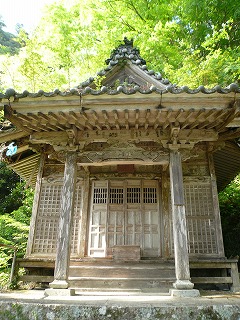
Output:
88 180 161 257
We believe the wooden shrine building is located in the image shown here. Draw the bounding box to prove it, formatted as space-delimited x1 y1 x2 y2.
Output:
1 39 240 296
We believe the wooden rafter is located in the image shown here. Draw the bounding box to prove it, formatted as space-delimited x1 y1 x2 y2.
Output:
124 109 129 129
113 110 120 130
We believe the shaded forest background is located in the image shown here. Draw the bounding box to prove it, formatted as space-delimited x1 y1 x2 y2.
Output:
0 0 239 289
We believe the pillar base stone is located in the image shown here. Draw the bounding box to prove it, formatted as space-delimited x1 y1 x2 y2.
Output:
173 279 194 290
44 288 75 297
170 289 200 298
49 280 69 289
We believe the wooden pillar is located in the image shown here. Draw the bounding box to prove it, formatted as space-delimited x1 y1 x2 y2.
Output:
26 153 45 257
50 151 77 289
169 150 195 292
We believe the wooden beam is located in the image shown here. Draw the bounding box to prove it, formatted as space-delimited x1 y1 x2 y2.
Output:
181 108 195 129
38 112 48 121
48 111 60 121
27 112 39 121
124 109 129 129
144 109 150 129
175 108 184 121
153 110 162 129
102 110 111 129
30 131 68 144
59 111 68 122
135 109 139 129
113 110 120 129
69 111 79 120
191 277 232 284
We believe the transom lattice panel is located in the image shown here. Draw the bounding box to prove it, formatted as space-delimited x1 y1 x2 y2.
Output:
32 182 82 256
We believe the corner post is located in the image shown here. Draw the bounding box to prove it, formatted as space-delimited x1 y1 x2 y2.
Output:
169 149 199 297
46 151 77 296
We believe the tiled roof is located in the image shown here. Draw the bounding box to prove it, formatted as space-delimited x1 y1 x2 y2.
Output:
1 83 239 100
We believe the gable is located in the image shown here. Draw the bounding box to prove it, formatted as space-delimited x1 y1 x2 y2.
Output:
100 62 168 90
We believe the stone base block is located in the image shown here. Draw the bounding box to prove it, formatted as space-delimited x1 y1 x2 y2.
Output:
173 279 194 290
49 280 68 289
170 289 200 298
44 288 75 297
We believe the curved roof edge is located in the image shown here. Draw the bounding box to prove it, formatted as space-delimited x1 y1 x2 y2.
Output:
1 83 240 100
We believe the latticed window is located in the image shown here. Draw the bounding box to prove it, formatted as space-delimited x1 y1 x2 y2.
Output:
109 188 124 204
143 187 157 203
93 187 107 204
184 183 217 255
127 187 141 203
169 182 218 256
32 182 82 256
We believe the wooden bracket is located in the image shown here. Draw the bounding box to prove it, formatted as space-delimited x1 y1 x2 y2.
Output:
66 125 77 147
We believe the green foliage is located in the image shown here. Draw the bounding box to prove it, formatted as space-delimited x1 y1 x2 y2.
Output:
0 163 23 214
0 0 239 92
0 162 33 290
219 174 240 259
0 18 21 55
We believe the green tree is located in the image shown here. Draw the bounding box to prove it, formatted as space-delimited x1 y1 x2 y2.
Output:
0 18 21 55
219 174 240 259
0 163 34 289
0 163 23 214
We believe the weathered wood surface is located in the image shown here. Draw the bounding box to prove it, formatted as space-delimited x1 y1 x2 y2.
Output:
112 246 141 261
8 98 237 134
18 259 55 268
26 153 45 257
169 150 193 289
191 277 232 284
78 172 90 257
52 152 77 285
19 275 54 282
161 169 171 258
208 150 225 257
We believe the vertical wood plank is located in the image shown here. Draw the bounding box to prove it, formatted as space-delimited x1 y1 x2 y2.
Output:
26 153 45 257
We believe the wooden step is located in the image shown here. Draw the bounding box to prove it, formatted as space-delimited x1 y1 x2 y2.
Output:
68 277 175 292
69 264 175 278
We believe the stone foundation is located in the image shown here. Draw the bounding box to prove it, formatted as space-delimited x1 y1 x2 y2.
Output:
0 300 239 320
